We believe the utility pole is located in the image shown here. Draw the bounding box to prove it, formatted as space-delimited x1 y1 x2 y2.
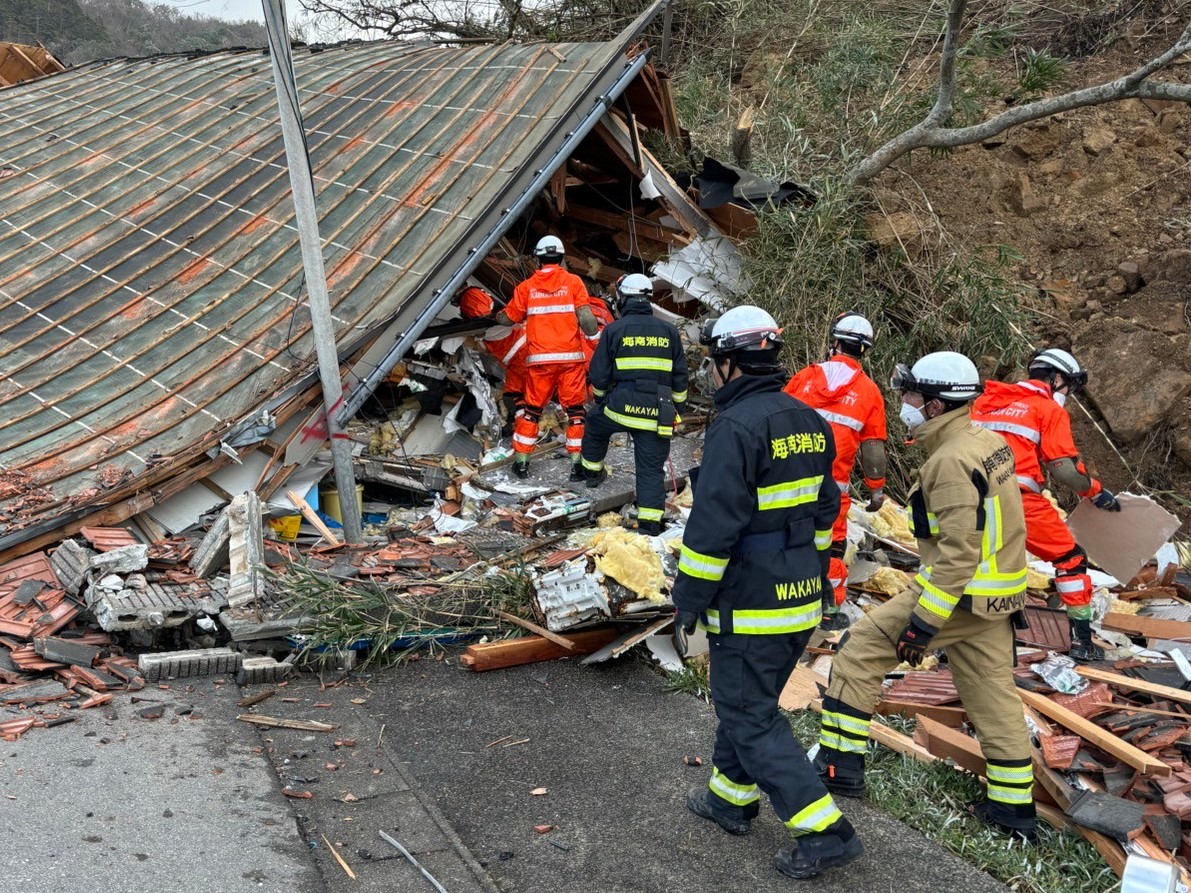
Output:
261 0 363 543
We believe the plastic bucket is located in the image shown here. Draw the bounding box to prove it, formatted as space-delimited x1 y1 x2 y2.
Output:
321 484 365 524
268 514 302 542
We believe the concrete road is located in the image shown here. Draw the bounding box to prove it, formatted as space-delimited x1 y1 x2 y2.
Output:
0 680 323 893
276 651 1012 893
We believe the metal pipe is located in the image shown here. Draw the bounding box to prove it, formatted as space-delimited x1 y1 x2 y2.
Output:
336 51 651 428
262 0 362 542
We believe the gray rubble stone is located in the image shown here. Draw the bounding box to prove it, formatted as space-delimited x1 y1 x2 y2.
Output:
50 539 95 595
237 655 293 685
190 507 231 578
226 493 265 609
138 648 243 682
89 544 149 575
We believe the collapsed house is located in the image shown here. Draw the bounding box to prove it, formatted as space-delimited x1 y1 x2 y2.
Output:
4 8 1191 887
0 5 756 685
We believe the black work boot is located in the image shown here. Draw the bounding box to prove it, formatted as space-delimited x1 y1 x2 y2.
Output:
638 520 662 536
970 797 1038 843
685 787 752 836
813 747 865 799
1067 617 1104 662
569 461 585 482
584 466 607 488
773 819 863 880
819 609 850 632
512 459 529 479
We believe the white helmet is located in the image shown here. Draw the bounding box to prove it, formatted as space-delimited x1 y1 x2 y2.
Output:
891 351 982 402
615 273 653 312
701 306 783 355
533 235 565 260
830 311 875 351
1029 347 1087 392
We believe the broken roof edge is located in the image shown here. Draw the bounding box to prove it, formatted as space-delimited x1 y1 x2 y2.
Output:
204 3 668 456
333 1 668 427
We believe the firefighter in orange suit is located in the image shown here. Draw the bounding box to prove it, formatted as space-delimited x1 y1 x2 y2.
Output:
971 348 1120 660
496 236 598 480
458 286 527 437
583 294 616 362
784 313 887 630
817 352 1035 843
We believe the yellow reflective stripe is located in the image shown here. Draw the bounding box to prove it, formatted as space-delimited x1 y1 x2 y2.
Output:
785 794 843 835
814 529 832 550
678 545 728 581
756 475 824 511
671 389 688 402
987 786 1034 805
915 573 959 620
986 764 1033 782
657 425 674 437
702 609 722 634
963 568 1028 597
615 357 673 372
603 406 658 431
987 497 1003 554
709 768 760 806
592 387 606 397
638 507 664 522
986 764 1035 806
819 730 868 753
823 711 870 737
725 604 821 635
581 458 603 471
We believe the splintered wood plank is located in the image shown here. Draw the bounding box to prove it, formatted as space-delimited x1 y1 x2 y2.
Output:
286 489 341 546
1102 612 1191 642
779 666 826 712
1018 688 1172 777
1077 666 1191 708
913 716 986 777
460 628 620 672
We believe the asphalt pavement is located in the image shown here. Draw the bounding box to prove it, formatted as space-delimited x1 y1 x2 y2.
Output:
1 650 1013 893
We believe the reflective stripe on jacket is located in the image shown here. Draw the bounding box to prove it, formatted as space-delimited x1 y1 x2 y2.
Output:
672 373 840 636
588 305 689 437
971 379 1092 496
784 356 887 491
502 265 590 365
904 408 1029 630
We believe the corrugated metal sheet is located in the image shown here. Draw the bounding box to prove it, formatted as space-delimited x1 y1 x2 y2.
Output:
0 17 653 542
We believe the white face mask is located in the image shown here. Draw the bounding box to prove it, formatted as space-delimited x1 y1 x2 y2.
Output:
899 402 927 432
1053 391 1067 408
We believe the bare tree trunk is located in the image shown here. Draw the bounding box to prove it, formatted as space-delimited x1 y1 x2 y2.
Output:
848 0 1191 185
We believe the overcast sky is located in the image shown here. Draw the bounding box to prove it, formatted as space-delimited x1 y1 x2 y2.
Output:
151 0 293 24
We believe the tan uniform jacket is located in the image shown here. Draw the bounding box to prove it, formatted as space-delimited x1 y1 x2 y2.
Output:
904 408 1029 632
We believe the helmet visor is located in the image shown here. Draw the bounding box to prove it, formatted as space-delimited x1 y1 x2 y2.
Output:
889 363 916 392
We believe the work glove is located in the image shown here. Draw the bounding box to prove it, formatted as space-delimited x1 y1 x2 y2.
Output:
1091 488 1121 512
864 488 885 513
895 617 934 666
673 610 700 657
675 610 699 636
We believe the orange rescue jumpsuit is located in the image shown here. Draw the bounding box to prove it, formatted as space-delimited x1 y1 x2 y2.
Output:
971 379 1102 619
784 356 886 605
502 265 591 459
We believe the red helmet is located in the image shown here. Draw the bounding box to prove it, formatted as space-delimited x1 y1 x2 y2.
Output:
459 286 494 319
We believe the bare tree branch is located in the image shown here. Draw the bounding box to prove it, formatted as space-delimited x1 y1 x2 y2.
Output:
848 8 1191 185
